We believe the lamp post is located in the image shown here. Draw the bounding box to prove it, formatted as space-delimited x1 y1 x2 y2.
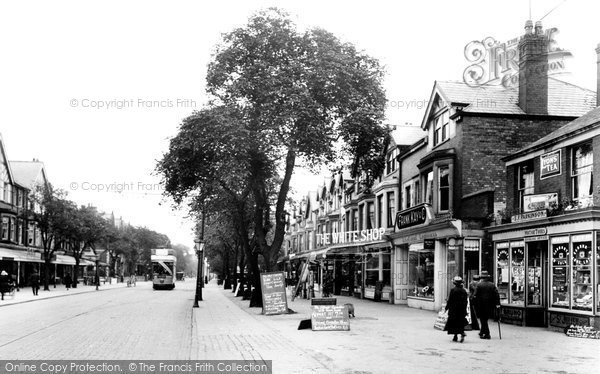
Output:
193 208 206 308
91 254 100 291
193 239 205 307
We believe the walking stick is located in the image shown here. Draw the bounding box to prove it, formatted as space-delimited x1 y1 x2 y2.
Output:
496 307 502 340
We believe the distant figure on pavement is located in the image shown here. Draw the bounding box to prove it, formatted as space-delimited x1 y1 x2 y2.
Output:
322 272 334 297
64 273 72 290
29 272 40 296
0 270 11 300
473 270 501 339
468 274 480 331
444 276 468 343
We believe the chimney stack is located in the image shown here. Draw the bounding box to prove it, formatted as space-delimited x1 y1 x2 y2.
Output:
596 43 600 107
518 20 549 115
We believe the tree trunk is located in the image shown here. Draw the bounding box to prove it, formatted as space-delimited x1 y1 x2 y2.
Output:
247 251 262 308
72 258 80 288
43 260 51 291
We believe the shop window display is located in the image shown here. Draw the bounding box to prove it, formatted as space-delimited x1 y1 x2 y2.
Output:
551 237 570 308
572 236 592 311
365 254 379 288
496 243 509 304
510 244 525 305
408 244 434 299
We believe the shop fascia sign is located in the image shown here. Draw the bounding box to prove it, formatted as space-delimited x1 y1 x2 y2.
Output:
316 228 386 246
511 209 547 223
395 203 433 230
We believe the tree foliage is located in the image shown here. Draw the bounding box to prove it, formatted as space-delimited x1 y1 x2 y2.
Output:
157 8 389 306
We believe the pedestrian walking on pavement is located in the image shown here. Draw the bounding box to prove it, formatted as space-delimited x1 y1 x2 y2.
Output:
444 276 468 343
29 272 40 296
0 270 10 300
473 271 501 339
468 274 480 331
64 272 72 290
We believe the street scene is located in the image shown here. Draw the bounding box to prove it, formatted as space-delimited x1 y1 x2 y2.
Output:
2 0 600 373
0 280 598 373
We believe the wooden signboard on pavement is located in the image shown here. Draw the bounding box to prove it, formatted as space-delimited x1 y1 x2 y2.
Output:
311 305 350 331
260 271 288 315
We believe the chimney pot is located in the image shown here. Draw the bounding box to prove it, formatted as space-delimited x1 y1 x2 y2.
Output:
534 21 543 35
524 20 533 34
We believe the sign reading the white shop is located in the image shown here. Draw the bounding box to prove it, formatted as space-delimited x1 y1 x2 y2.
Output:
511 210 547 223
316 228 386 246
396 203 432 230
540 150 561 179
523 193 558 212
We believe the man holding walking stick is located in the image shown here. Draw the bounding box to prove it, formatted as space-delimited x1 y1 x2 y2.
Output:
473 271 501 339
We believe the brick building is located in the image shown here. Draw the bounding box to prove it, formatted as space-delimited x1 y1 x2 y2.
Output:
488 44 600 328
390 21 596 311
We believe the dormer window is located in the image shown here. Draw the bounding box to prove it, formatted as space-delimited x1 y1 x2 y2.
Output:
433 111 449 146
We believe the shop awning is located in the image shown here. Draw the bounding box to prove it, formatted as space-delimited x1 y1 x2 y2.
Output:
0 247 44 263
52 254 93 266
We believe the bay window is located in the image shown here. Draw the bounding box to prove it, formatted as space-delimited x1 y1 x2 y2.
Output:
439 166 450 211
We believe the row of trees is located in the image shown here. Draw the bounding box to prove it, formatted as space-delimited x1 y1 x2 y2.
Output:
157 8 389 306
32 185 189 290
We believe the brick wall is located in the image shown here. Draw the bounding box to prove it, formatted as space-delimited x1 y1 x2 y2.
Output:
461 116 571 216
506 134 600 212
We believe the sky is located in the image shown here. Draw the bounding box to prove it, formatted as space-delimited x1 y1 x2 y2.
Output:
1 0 599 248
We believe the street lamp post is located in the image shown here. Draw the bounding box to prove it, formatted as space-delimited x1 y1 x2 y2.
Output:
193 239 205 307
193 209 206 308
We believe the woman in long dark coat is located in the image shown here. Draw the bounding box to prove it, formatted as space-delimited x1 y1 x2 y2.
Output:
444 276 468 342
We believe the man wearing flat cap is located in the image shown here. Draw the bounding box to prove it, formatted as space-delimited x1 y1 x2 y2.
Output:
473 270 500 339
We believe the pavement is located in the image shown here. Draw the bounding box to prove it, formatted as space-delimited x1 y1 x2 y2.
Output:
0 279 129 307
0 279 598 373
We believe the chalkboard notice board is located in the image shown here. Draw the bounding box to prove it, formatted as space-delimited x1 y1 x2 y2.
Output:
565 324 600 339
260 271 288 315
311 305 350 331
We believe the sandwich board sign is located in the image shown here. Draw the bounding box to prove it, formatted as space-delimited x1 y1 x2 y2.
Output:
260 271 288 315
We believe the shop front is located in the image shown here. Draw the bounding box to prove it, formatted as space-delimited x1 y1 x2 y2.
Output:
489 212 600 329
391 203 483 310
315 228 393 301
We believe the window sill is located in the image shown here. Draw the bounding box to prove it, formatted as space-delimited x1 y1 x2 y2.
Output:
407 296 434 302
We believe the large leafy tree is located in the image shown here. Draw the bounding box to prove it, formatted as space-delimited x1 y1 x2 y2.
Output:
31 185 75 291
157 8 388 306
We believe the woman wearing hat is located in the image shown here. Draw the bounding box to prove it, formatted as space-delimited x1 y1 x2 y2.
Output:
0 270 10 300
444 276 468 342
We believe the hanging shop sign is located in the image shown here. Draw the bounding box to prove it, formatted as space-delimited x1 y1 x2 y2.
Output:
523 193 558 212
540 150 561 179
511 209 547 223
395 203 432 230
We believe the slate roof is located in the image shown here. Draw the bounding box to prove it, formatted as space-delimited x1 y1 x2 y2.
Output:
436 77 596 117
391 125 425 146
507 106 600 159
9 161 45 189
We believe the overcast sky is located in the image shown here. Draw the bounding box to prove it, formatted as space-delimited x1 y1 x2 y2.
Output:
1 0 599 248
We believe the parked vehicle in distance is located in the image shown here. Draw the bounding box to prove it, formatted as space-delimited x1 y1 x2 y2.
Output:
151 248 177 290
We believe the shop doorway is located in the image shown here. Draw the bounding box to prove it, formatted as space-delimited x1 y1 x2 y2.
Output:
525 240 547 326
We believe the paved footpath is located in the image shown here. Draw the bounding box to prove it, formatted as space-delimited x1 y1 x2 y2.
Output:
214 284 600 374
0 280 128 307
1 279 598 373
